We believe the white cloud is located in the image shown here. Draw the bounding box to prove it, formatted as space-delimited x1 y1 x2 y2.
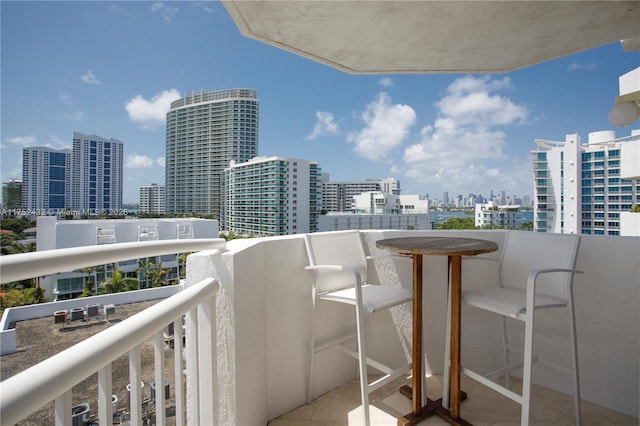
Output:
49 134 70 149
436 76 527 127
66 111 84 121
80 70 102 85
6 135 37 147
567 61 597 72
347 92 416 161
125 89 180 129
397 75 530 194
306 111 340 140
378 77 394 88
58 91 72 104
151 2 178 22
193 2 215 14
126 154 152 168
125 154 164 169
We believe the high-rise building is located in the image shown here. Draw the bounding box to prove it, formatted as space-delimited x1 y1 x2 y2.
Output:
139 183 166 214
2 179 23 209
22 147 72 210
165 88 259 217
532 130 640 236
223 156 321 236
71 132 124 213
322 180 387 212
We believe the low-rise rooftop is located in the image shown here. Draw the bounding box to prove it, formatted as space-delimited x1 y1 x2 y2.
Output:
0 300 181 425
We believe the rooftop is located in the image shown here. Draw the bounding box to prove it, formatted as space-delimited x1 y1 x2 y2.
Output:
0 300 180 425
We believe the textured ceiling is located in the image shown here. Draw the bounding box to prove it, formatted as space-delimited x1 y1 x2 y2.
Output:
223 1 640 74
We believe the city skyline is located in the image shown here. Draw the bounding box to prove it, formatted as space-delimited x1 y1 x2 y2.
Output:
2 2 638 205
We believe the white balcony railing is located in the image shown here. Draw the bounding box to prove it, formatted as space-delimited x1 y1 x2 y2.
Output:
0 276 218 425
0 238 226 425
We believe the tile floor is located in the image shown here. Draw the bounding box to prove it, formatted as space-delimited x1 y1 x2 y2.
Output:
269 375 638 425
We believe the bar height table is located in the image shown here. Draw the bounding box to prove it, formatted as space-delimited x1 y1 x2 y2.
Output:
376 236 498 426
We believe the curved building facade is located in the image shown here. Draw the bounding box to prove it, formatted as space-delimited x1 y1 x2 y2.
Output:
165 88 259 216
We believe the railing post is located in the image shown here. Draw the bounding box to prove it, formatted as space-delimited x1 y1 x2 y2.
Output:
129 346 142 425
98 364 113 424
154 331 166 425
54 390 72 426
174 317 185 426
197 295 217 424
185 308 199 424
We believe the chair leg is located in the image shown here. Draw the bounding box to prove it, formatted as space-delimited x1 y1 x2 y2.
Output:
568 299 582 425
520 310 535 426
501 315 512 390
354 304 370 426
442 280 452 410
308 295 317 404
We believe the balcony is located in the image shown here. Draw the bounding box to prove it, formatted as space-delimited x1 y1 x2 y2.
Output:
1 230 638 425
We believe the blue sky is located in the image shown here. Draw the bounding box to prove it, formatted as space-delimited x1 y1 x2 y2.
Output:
2 1 638 204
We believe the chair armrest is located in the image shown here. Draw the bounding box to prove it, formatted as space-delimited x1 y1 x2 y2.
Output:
305 264 363 285
528 268 583 282
525 268 584 310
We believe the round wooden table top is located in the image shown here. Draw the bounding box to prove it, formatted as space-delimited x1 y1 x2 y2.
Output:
376 236 498 257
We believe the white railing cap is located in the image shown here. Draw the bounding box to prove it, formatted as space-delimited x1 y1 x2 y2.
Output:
0 238 226 284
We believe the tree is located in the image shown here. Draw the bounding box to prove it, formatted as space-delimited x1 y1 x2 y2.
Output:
102 270 139 294
0 217 32 234
177 253 190 280
74 265 105 296
519 221 534 231
138 259 170 288
148 266 169 287
0 287 48 315
437 217 476 230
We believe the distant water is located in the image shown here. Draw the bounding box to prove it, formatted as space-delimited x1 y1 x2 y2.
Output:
429 210 533 225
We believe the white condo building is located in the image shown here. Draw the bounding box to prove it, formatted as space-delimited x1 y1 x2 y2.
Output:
319 192 430 232
36 216 219 300
71 132 124 213
165 88 259 217
322 178 400 212
352 192 429 215
223 156 321 236
475 201 520 228
532 129 640 236
139 183 166 214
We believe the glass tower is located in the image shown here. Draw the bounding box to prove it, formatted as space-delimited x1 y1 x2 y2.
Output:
165 88 259 217
71 132 124 213
22 147 72 210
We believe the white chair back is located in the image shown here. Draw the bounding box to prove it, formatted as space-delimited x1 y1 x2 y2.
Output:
304 230 368 294
500 231 580 301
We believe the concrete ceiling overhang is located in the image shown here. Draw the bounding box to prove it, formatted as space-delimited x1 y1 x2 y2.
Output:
222 1 640 74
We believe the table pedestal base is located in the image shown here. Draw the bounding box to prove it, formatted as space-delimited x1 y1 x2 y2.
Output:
397 386 471 426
